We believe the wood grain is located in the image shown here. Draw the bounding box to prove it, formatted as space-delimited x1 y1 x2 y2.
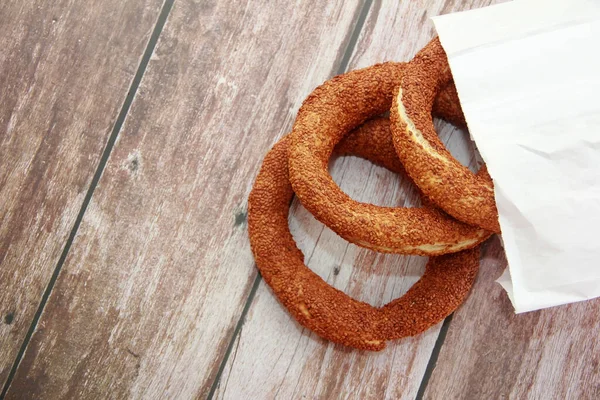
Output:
213 1 500 399
0 0 163 387
423 236 600 399
4 0 366 398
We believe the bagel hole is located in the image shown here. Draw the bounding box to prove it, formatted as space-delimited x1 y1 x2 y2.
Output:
287 153 428 308
288 195 428 308
433 117 484 173
328 154 422 208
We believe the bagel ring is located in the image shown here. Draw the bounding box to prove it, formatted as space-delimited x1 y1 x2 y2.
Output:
390 37 500 232
249 119 480 351
288 59 490 256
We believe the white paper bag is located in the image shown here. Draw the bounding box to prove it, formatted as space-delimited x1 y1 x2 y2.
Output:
432 0 600 313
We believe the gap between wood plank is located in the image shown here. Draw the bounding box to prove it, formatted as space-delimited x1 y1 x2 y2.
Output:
205 0 374 398
335 0 374 76
0 0 176 397
415 314 454 400
206 275 262 400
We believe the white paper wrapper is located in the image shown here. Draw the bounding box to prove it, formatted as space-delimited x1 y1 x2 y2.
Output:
432 0 600 313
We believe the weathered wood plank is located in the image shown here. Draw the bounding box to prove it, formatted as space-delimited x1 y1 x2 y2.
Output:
4 0 366 398
213 1 501 399
0 0 163 388
423 236 600 399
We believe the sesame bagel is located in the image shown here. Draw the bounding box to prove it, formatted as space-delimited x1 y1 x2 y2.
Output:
390 37 500 232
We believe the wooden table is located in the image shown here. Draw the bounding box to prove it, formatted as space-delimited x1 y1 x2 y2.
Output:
1 0 599 398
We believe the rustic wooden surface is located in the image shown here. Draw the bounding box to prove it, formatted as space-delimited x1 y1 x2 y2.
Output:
213 1 498 399
423 236 600 400
3 0 597 399
0 0 163 389
3 0 366 398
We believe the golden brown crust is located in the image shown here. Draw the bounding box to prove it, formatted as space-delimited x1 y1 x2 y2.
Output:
432 81 467 129
390 37 500 232
248 128 481 351
288 61 490 255
335 118 405 173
